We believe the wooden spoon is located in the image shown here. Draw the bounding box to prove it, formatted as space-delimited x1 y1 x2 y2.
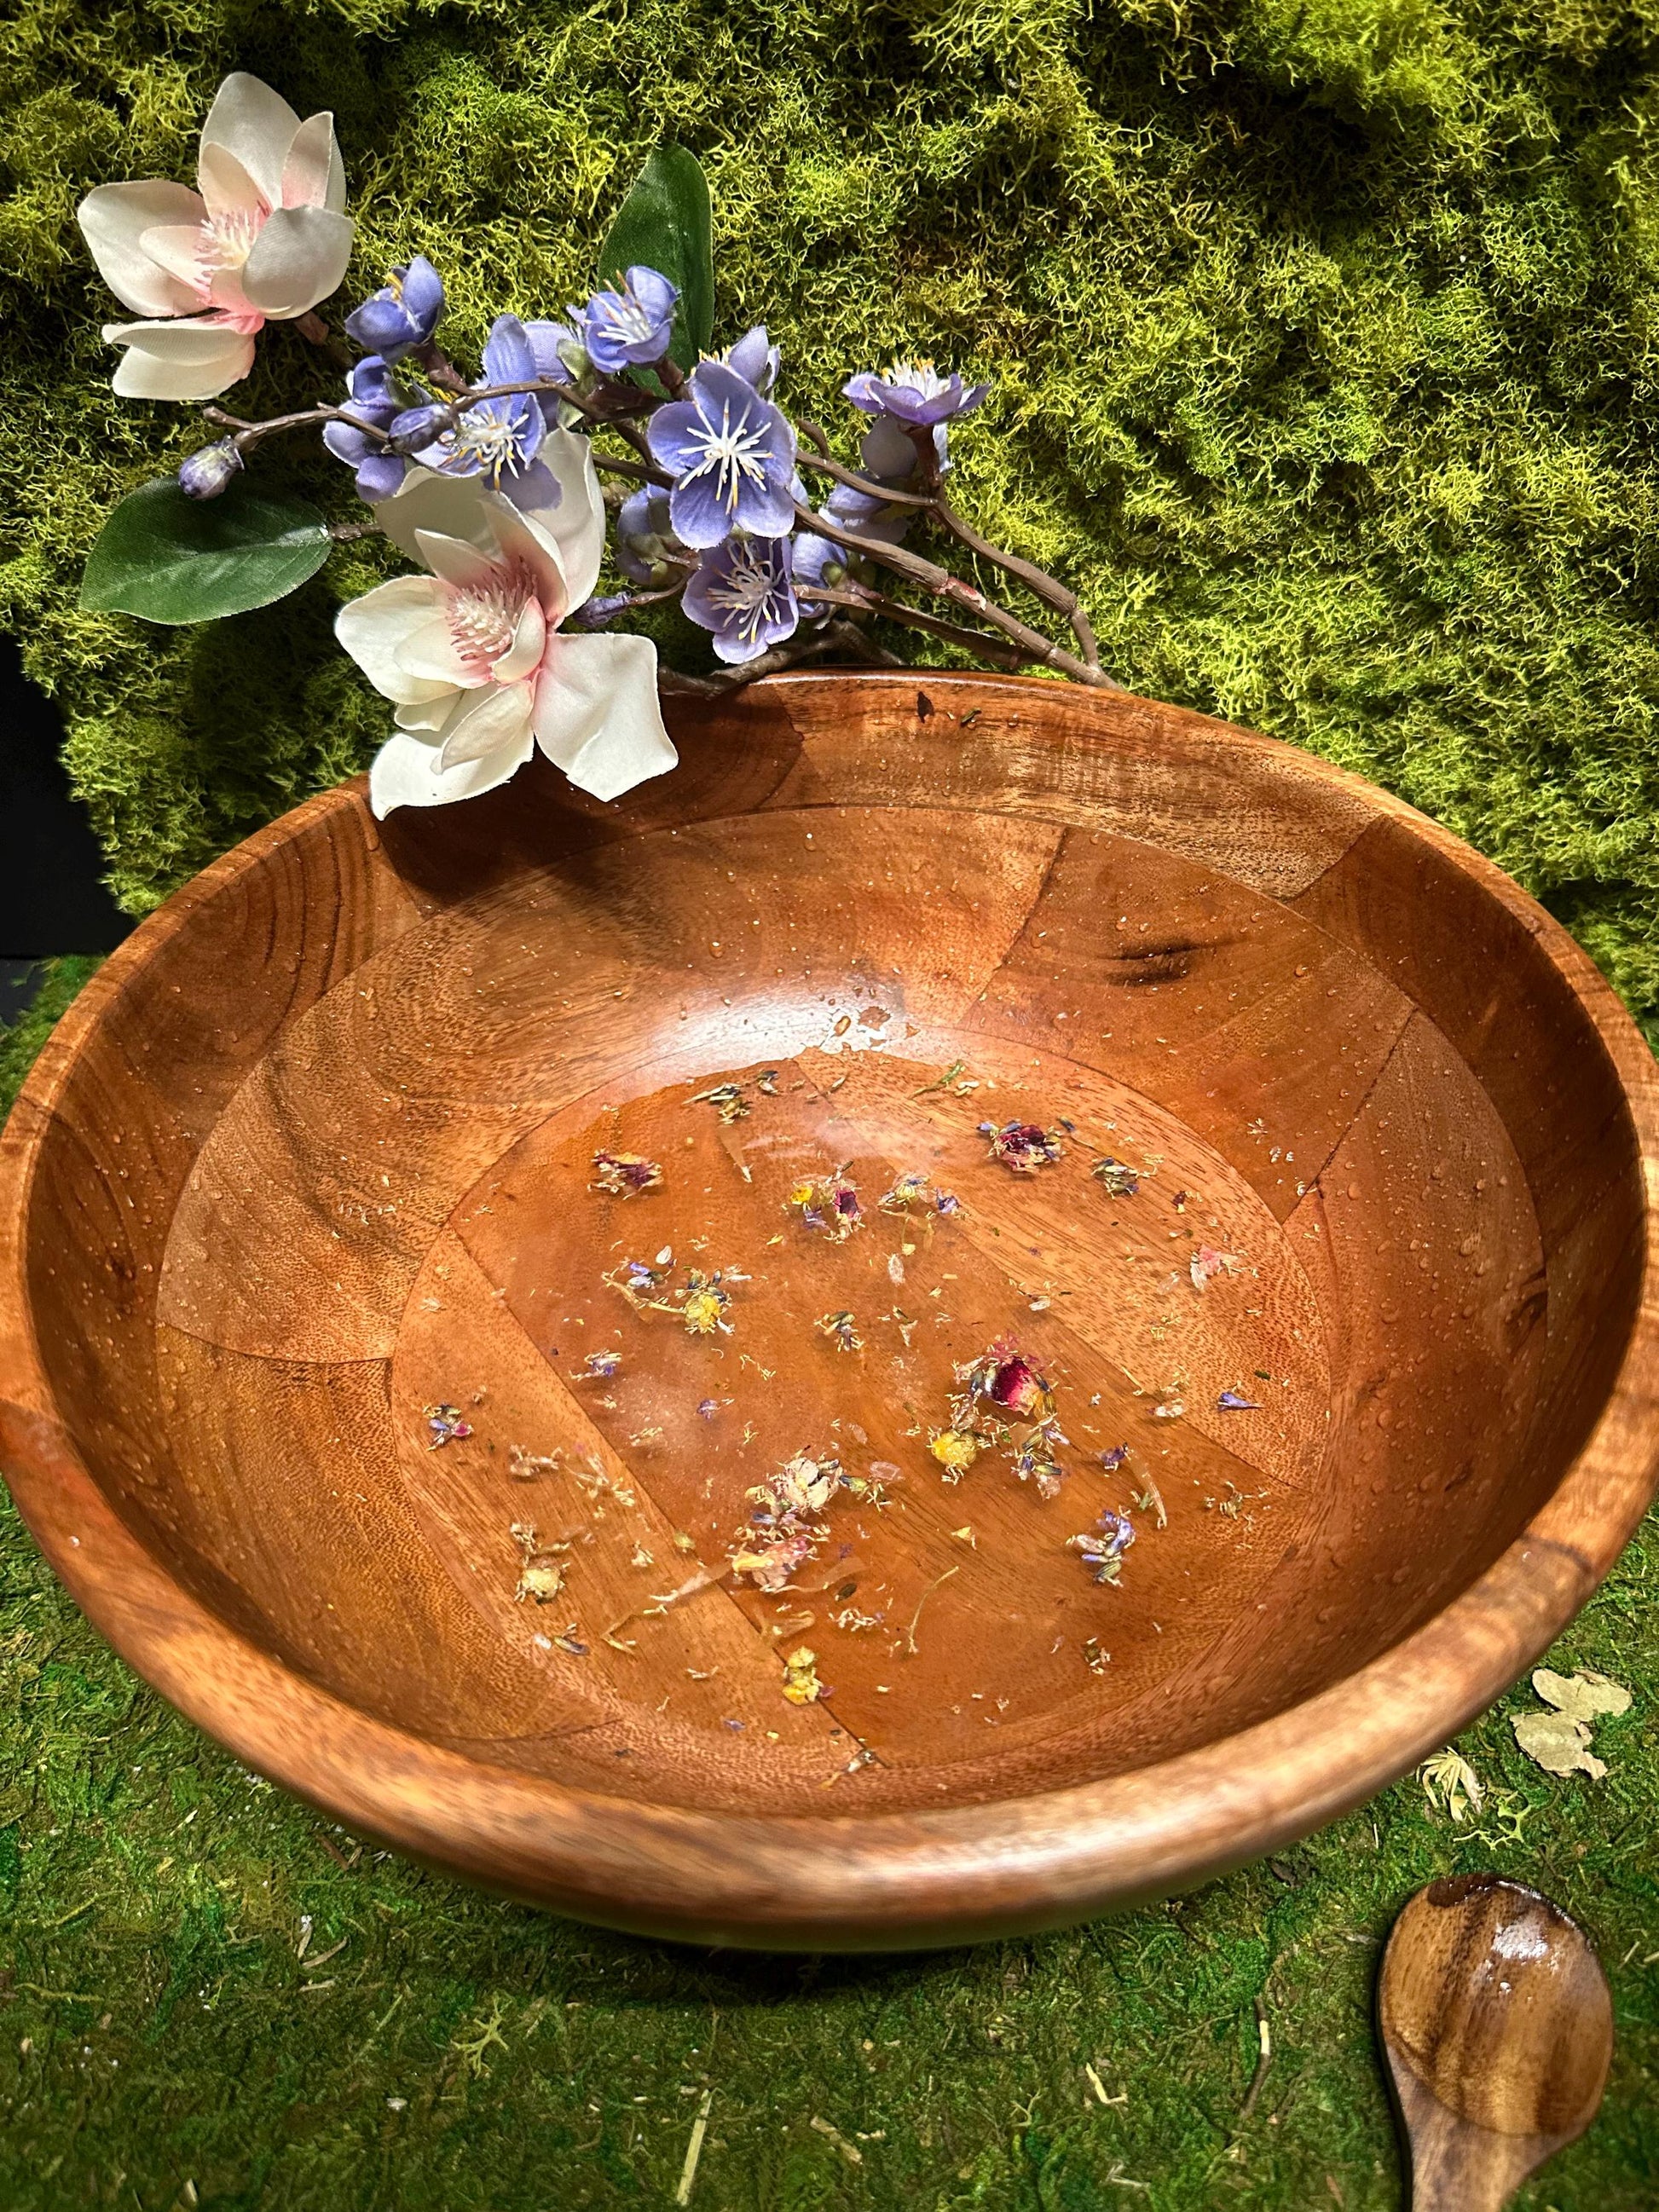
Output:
1379 1873 1613 2211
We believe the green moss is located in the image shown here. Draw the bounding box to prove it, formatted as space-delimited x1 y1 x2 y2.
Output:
3 3 1659 2198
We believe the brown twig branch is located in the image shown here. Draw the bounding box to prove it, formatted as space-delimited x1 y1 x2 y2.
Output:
933 496 1101 667
793 419 937 508
801 583 1029 670
795 501 1122 690
656 620 888 698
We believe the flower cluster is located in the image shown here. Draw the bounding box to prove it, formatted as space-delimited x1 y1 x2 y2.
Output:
79 75 1108 830
730 1449 846 1591
927 1338 1071 1498
786 1165 863 1240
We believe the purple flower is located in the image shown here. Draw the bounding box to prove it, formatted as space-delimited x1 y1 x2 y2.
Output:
581 264 679 374
322 355 415 503
683 534 799 663
1100 1445 1129 1471
344 257 445 361
615 486 682 583
796 419 923 578
721 324 779 395
647 360 797 547
790 527 846 608
523 316 590 426
843 359 990 428
396 314 558 510
177 439 242 500
1217 1389 1262 1412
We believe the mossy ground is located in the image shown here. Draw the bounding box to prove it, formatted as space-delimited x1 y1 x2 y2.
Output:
3 0 1659 2201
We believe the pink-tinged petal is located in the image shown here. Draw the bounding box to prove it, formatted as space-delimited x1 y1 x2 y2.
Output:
369 722 535 817
334 575 454 703
528 429 605 607
240 205 353 317
532 632 676 800
494 597 547 685
377 470 506 564
78 182 205 317
137 223 209 293
201 263 256 319
280 111 344 211
436 680 536 771
200 72 301 207
196 141 269 223
103 318 257 400
400 609 489 690
411 528 500 590
494 505 569 628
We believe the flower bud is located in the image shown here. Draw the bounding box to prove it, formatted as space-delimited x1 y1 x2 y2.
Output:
177 441 243 500
388 403 448 456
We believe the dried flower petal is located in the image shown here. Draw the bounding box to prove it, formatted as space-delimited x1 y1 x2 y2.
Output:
879 1171 930 1212
980 1119 1065 1173
1012 1422 1066 1497
954 1339 1055 1423
512 1522 568 1604
590 1149 664 1197
731 1528 817 1591
1092 1158 1140 1198
691 1080 750 1123
1189 1245 1240 1291
929 1427 980 1478
1217 1389 1261 1412
425 1403 473 1449
1419 1747 1483 1821
752 1450 845 1522
787 1164 863 1240
818 1309 863 1352
1068 1508 1135 1585
781 1645 826 1704
679 1269 734 1336
578 1348 622 1380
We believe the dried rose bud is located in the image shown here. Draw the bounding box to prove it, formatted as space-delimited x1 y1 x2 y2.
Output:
989 1354 1052 1419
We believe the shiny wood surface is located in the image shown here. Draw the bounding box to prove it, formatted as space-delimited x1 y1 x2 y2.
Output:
1379 1874 1613 2209
2 673 1656 1947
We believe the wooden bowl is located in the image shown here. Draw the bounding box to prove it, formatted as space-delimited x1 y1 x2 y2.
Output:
3 673 1656 1951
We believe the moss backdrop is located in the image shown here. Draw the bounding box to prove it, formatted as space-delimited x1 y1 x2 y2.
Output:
2 1 1658 2206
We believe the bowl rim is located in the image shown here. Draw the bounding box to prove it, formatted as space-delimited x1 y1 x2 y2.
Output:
3 671 1656 1949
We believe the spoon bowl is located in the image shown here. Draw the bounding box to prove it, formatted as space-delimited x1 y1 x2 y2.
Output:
1379 1873 1614 2209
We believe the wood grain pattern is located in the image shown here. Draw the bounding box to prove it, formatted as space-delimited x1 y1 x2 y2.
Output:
1 673 1656 1947
1379 1874 1613 2209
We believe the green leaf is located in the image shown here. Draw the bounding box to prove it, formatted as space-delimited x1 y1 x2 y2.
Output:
598 145 714 372
80 478 332 625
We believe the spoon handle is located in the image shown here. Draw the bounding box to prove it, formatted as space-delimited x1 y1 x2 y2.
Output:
1394 2068 1557 2212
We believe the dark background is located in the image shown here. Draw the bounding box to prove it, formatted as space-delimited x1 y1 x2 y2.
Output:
0 638 131 1019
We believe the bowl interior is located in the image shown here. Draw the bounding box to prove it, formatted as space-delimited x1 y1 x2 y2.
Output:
11 677 1646 1822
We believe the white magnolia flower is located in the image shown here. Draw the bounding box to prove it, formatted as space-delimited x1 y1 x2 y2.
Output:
78 72 353 401
335 433 678 817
